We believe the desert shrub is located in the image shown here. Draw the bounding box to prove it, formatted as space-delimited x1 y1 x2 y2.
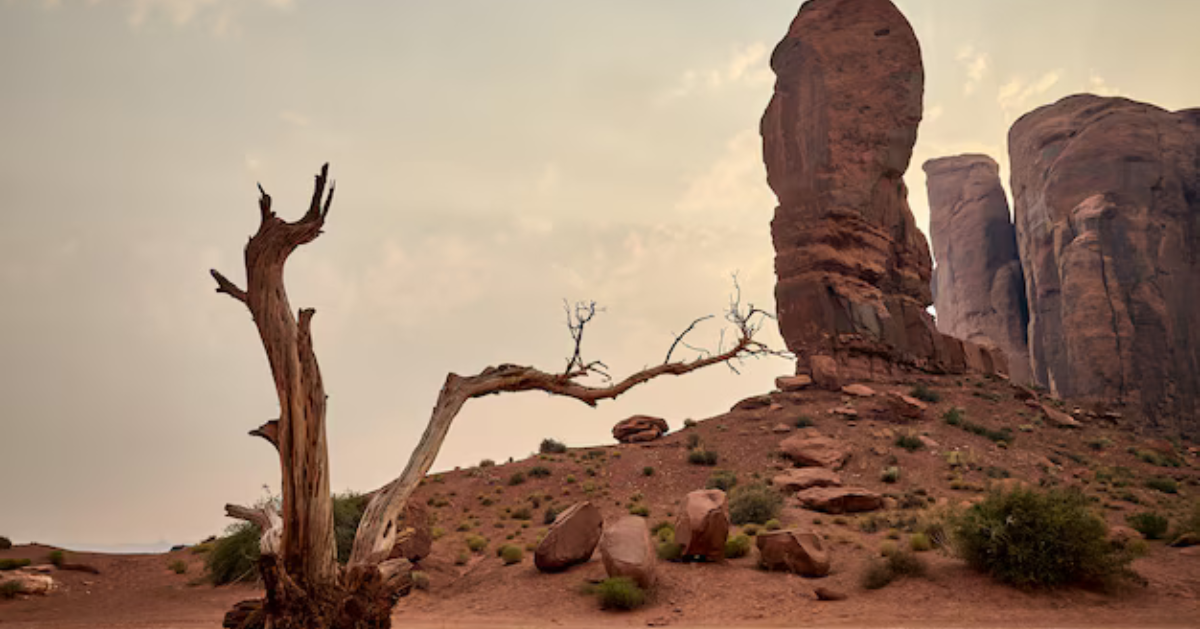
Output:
1145 477 1178 494
741 523 760 536
685 433 702 449
511 507 533 521
465 535 488 553
539 438 568 455
431 526 446 540
942 407 964 426
729 483 783 525
595 576 646 610
411 570 430 590
657 542 683 561
909 533 933 552
861 550 927 590
879 540 898 556
528 466 552 479
794 416 815 429
1178 501 1200 538
724 534 752 558
332 492 370 564
565 474 577 484
206 522 261 585
764 519 782 532
47 550 64 567
543 505 562 525
454 551 469 566
1127 512 1170 540
952 487 1138 588
497 544 524 565
895 434 924 452
456 520 473 532
629 505 650 517
909 384 941 403
0 558 31 571
0 537 11 550
0 581 23 600
706 470 738 492
881 466 901 483
687 448 719 466
683 418 698 428
169 559 188 575
642 466 655 477
1088 437 1114 451
479 459 496 468
508 472 527 486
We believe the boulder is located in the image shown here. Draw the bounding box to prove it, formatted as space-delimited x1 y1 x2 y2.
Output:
598 516 656 588
612 415 669 443
778 435 851 470
1039 404 1082 429
1009 94 1200 433
829 407 858 419
883 392 928 421
813 586 847 601
756 530 830 577
809 356 841 390
732 395 774 412
772 423 793 434
776 374 813 391
674 490 731 561
841 384 877 397
0 572 55 595
772 468 843 492
534 501 603 572
925 154 1033 384
389 501 432 563
796 487 883 514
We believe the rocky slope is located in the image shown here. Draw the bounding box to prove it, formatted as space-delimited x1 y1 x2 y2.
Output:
1008 94 1200 433
925 154 1032 383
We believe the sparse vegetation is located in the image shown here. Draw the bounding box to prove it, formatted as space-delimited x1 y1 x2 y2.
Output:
169 559 188 574
862 550 926 589
909 532 933 552
1 581 22 599
687 448 719 466
466 535 488 553
881 466 901 483
1087 437 1114 451
895 434 924 452
508 471 527 486
594 576 647 610
539 438 568 455
629 505 651 517
657 542 683 561
729 483 783 525
47 550 64 567
0 536 11 550
1145 477 1178 494
543 505 562 525
764 519 782 532
942 408 1013 444
528 466 552 479
205 522 260 585
794 416 815 428
952 487 1139 588
909 384 941 403
511 507 533 521
0 559 31 571
497 544 524 565
706 469 738 491
683 419 698 429
411 571 430 590
724 534 752 558
479 459 496 468
685 433 702 449
1126 512 1169 540
642 466 655 477
333 492 370 564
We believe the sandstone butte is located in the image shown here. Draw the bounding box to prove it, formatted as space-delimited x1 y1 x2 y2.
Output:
924 154 1032 384
762 0 1007 382
1008 94 1200 433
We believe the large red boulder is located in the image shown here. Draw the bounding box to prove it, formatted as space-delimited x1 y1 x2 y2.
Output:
796 487 883 514
598 516 657 588
612 415 669 443
534 501 603 572
673 490 730 561
778 434 851 470
772 468 843 492
756 530 830 576
388 501 432 563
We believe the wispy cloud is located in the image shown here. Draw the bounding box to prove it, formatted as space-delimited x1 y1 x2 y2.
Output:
1087 72 1124 97
658 42 773 103
35 0 294 36
956 45 990 96
674 128 775 225
996 70 1063 120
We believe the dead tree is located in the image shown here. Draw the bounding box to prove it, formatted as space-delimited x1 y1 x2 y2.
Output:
212 164 781 629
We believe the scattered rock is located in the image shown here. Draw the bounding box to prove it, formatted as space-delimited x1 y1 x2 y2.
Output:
599 516 657 588
796 487 883 514
776 374 814 392
829 407 859 419
613 415 669 443
768 403 785 413
0 572 55 596
778 435 851 470
809 356 841 391
772 468 843 492
534 501 603 572
813 586 847 601
841 384 877 397
756 530 830 577
732 395 774 412
918 435 939 448
1170 533 1200 548
1039 404 1082 429
883 392 928 421
674 490 731 561
772 423 792 434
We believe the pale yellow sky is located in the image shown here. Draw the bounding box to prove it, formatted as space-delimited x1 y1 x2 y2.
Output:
1 0 1198 550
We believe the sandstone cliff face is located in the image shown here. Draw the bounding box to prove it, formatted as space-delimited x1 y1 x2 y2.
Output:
763 0 1003 379
1008 94 1200 431
925 155 1032 383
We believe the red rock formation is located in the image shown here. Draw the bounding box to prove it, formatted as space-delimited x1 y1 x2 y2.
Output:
762 0 1005 380
1008 94 1200 431
924 154 1032 383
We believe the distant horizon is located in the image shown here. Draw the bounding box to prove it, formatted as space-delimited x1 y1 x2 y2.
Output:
2 0 1199 549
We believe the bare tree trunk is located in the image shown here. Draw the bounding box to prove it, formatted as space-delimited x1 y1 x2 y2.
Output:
212 165 781 629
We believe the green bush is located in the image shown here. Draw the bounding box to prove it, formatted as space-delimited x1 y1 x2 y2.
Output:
466 535 488 553
205 522 260 585
861 550 927 590
685 433 702 449
895 434 924 452
508 472 527 486
764 519 782 532
0 536 11 550
169 559 188 574
657 542 683 561
454 551 469 566
724 534 752 558
47 550 64 567
1145 477 1178 494
909 532 933 552
479 459 496 467
881 466 901 483
1 581 21 599
943 408 964 426
629 505 650 517
594 577 647 610
333 492 370 564
411 570 430 590
543 505 562 525
705 470 738 491
687 448 719 466
683 419 698 428
952 487 1138 588
1126 512 1169 540
528 466 552 479
642 466 655 477
511 507 533 521
794 416 815 428
540 438 568 454
729 483 783 525
909 384 941 403
498 544 524 565
0 558 31 571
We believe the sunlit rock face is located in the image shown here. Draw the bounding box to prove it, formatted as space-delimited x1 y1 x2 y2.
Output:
925 154 1032 384
1009 94 1200 431
762 0 1006 380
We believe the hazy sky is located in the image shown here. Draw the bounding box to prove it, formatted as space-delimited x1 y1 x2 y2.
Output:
2 0 1198 551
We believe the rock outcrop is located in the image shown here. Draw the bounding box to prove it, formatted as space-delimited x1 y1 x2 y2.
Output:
534 501 603 572
796 486 883 514
389 502 432 563
1008 94 1200 431
772 467 843 492
612 415 668 444
762 0 1006 381
598 516 656 588
756 530 830 576
778 434 851 470
925 154 1032 383
674 490 731 561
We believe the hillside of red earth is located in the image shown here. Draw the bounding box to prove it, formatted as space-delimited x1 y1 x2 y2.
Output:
3 374 1199 628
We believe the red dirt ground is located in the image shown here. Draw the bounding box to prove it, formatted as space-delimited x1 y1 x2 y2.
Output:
3 375 1199 628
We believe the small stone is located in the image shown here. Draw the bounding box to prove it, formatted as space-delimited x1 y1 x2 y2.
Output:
772 423 792 434
776 374 814 391
813 587 847 601
841 384 876 397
